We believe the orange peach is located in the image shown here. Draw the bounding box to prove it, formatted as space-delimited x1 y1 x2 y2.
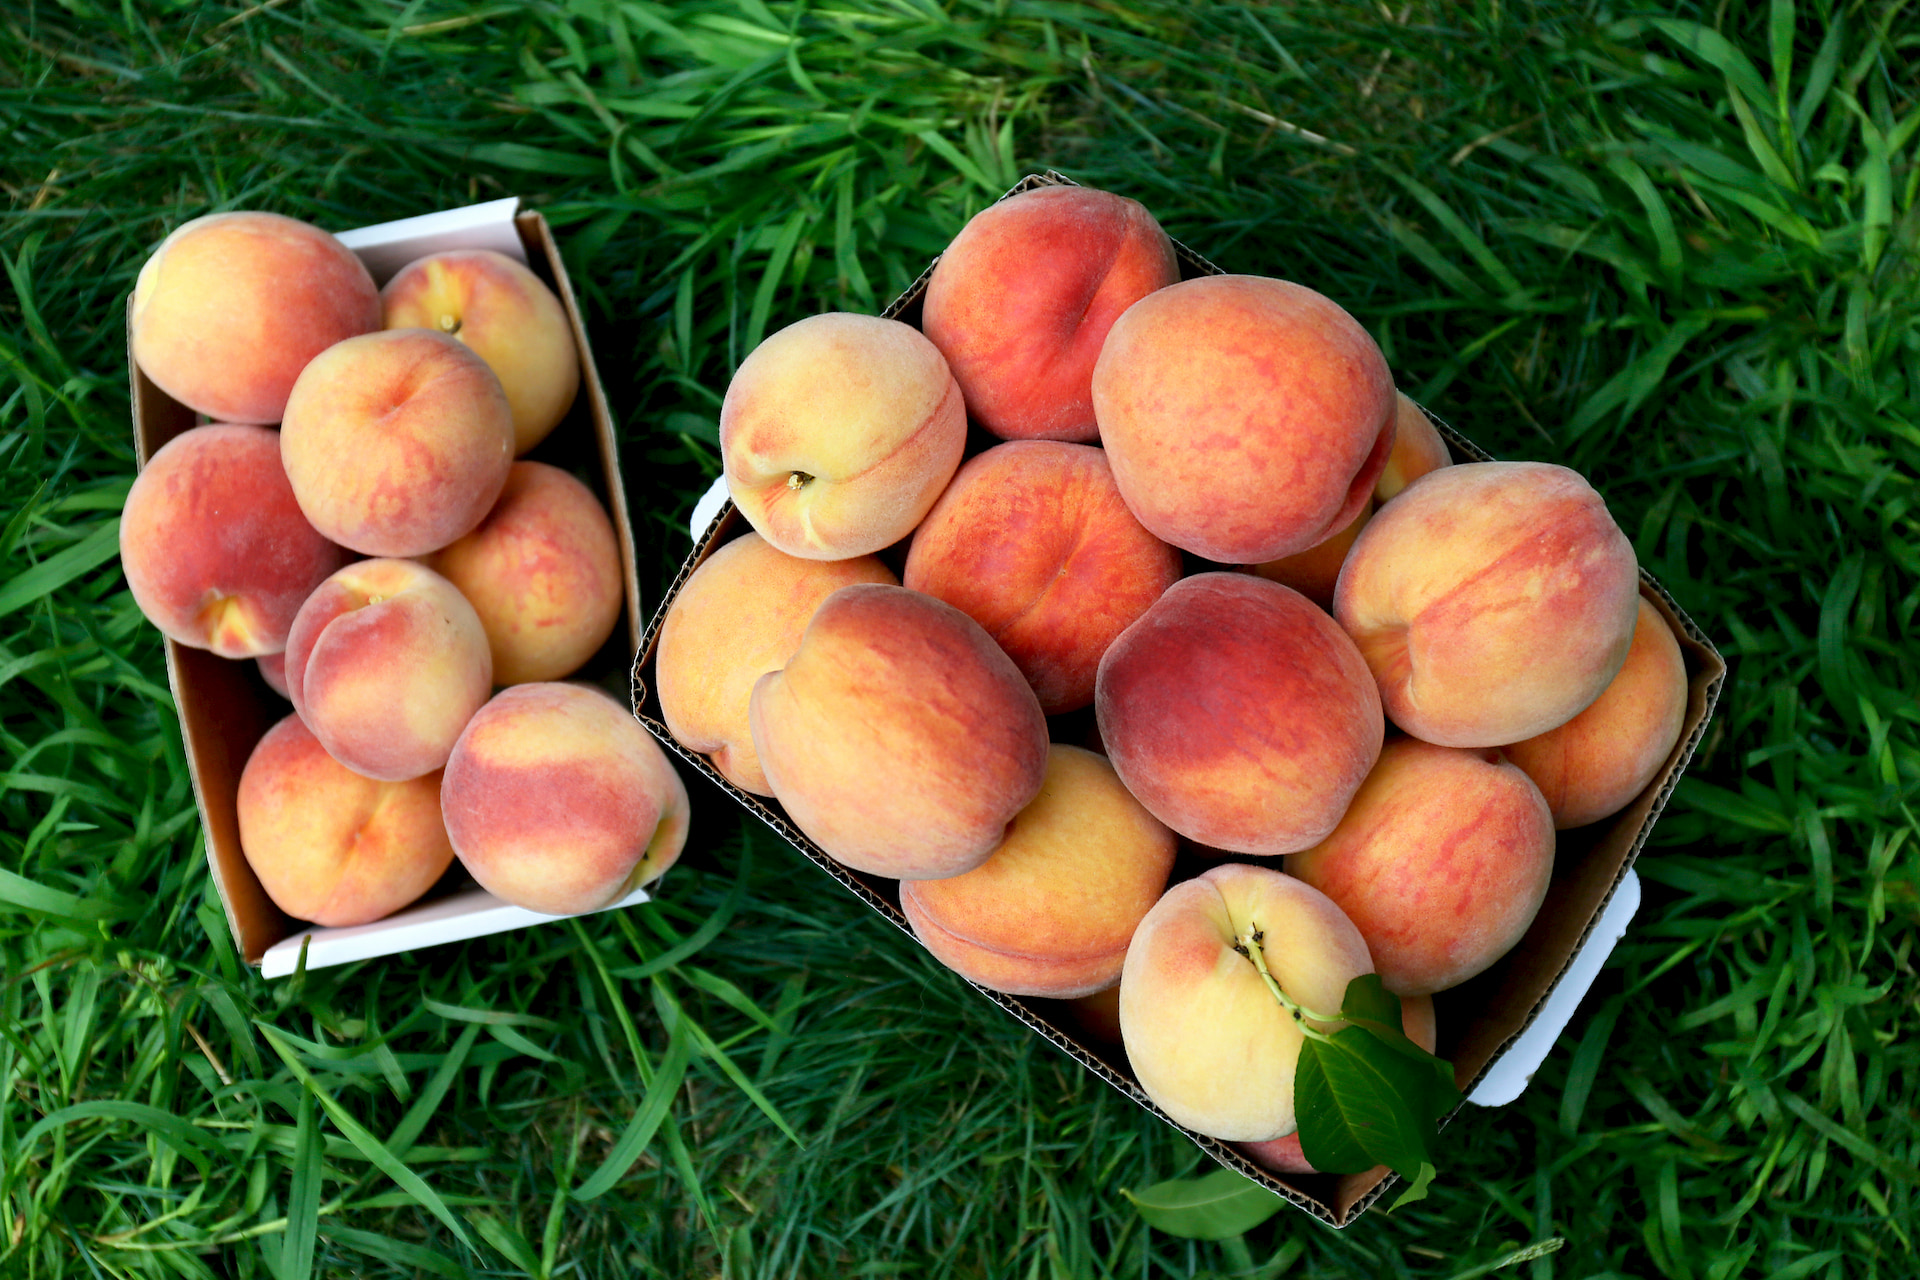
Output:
1374 393 1452 502
1091 275 1396 563
380 249 580 456
657 532 896 795
1502 595 1689 828
442 682 689 915
1094 573 1383 856
1118 863 1376 1141
720 313 966 560
421 461 623 685
1251 501 1372 611
236 713 454 926
1333 460 1641 747
749 584 1049 880
281 328 514 557
902 441 1182 713
921 185 1179 442
1285 738 1555 997
120 424 348 658
130 211 380 424
900 745 1177 998
284 559 492 782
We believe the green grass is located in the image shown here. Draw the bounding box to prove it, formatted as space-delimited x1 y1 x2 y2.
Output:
3 0 1916 1275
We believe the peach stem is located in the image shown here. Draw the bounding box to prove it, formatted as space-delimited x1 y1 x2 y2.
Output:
1234 926 1338 1039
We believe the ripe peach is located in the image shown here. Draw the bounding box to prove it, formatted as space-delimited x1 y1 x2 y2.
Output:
657 532 896 795
1118 863 1375 1141
921 185 1179 442
1502 595 1689 828
380 249 580 456
280 328 514 558
129 211 380 424
902 441 1182 713
120 424 348 658
442 683 689 915
1251 502 1372 611
236 713 454 927
720 313 966 560
1333 460 1641 748
1374 393 1452 502
1095 573 1383 856
749 584 1048 880
284 559 492 782
1285 738 1555 997
421 461 623 685
900 745 1177 998
1091 275 1397 563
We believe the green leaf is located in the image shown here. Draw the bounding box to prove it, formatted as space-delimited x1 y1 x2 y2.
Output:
570 1002 695 1200
471 1211 543 1276
282 1090 322 1280
1121 1169 1286 1239
1295 1023 1449 1181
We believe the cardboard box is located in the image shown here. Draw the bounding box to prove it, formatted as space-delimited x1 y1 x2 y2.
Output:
129 198 655 978
628 173 1727 1225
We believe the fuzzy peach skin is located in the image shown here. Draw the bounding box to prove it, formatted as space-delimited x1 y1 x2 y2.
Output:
441 682 689 915
921 186 1179 442
381 249 580 457
749 583 1049 880
1333 460 1641 748
902 441 1183 713
281 328 514 558
1095 573 1384 856
657 532 895 795
1090 275 1397 563
130 211 380 424
1502 595 1689 829
1119 863 1376 1142
1252 501 1372 611
237 713 454 926
284 559 493 782
420 461 623 685
120 424 348 658
1285 737 1555 997
721 312 967 560
1374 392 1452 502
900 745 1177 998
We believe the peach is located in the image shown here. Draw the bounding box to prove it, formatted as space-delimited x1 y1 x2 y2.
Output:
1118 863 1375 1142
900 745 1177 998
381 249 580 456
1333 460 1641 748
237 713 454 927
284 559 493 782
442 683 689 915
720 313 966 560
1251 501 1372 611
1285 738 1555 997
1502 595 1689 828
1374 393 1452 502
130 211 380 424
1094 573 1383 856
1091 275 1397 563
281 328 514 557
420 461 623 685
749 583 1049 880
657 532 896 795
257 651 290 699
921 185 1179 442
120 424 348 658
902 441 1182 713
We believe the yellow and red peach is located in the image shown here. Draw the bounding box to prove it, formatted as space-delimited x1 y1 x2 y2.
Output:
922 185 1179 442
900 745 1177 998
283 558 493 782
720 313 966 560
1374 393 1452 502
1091 275 1397 563
280 328 514 557
657 532 896 795
380 249 580 456
129 211 380 424
236 713 454 926
421 461 623 686
441 682 689 915
1333 460 1641 747
903 441 1182 713
1094 573 1383 856
749 583 1049 880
